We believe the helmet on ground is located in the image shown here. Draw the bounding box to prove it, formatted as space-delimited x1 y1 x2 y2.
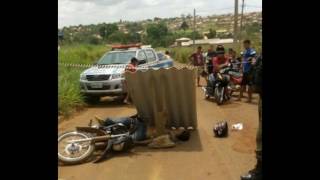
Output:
213 121 228 137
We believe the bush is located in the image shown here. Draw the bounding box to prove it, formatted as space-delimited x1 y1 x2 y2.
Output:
171 47 194 63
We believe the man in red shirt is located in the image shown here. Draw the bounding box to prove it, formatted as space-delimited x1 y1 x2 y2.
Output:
123 57 139 104
189 46 205 86
212 45 229 73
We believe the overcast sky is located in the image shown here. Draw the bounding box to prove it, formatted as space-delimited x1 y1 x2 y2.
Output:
58 0 262 28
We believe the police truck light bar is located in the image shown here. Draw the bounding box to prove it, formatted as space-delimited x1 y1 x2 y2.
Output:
111 44 141 50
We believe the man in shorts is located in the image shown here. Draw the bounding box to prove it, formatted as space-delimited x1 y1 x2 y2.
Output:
189 46 205 87
238 40 257 102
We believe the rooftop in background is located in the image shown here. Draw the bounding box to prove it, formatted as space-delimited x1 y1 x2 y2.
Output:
173 38 234 47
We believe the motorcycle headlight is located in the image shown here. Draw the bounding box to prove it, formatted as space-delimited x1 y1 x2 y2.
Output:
80 74 87 80
111 73 124 79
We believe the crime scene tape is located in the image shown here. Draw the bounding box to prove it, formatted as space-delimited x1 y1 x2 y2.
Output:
58 62 198 70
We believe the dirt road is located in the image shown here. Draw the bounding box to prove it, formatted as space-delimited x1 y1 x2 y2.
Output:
58 76 259 180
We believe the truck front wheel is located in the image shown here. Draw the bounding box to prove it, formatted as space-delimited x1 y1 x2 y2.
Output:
83 95 100 104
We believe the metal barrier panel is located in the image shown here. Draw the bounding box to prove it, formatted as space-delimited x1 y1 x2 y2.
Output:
125 67 197 129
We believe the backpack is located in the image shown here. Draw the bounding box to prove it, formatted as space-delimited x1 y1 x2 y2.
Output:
213 121 228 137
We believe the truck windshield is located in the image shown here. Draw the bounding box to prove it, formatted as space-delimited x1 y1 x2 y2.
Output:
97 51 136 65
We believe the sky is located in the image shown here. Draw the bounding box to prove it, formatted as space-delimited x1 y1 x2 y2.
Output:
58 0 262 28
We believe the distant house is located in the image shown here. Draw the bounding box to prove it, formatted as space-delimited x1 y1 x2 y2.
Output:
216 29 232 38
173 37 233 47
175 37 191 46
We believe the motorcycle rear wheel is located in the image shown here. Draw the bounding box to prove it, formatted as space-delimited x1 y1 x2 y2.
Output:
58 131 95 164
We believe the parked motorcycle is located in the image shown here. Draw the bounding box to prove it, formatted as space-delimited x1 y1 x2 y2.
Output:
228 70 242 96
203 65 239 105
214 66 231 105
58 116 138 165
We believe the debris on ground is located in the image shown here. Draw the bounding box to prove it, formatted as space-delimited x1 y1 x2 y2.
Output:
231 123 243 130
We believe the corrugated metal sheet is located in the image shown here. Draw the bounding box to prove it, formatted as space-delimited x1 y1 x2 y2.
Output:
125 68 198 129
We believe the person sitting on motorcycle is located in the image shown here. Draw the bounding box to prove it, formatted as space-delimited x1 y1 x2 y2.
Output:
206 45 229 88
206 45 217 75
228 48 241 72
212 45 229 74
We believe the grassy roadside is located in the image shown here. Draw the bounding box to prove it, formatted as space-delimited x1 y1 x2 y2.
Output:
58 44 109 117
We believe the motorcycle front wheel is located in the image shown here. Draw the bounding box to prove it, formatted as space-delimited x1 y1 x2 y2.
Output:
58 131 95 164
215 86 224 105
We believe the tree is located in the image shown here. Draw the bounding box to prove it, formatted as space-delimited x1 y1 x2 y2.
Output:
207 29 217 39
88 36 101 45
180 21 189 31
125 22 143 33
108 31 128 44
105 23 119 38
99 23 119 39
146 22 170 47
99 26 107 39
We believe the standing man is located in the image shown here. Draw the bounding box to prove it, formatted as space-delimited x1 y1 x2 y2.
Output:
238 40 257 102
189 46 205 87
241 54 262 180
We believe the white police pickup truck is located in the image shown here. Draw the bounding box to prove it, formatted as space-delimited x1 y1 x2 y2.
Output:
80 45 173 103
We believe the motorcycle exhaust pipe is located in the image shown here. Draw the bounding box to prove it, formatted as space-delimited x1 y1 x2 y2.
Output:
67 133 129 143
67 135 110 143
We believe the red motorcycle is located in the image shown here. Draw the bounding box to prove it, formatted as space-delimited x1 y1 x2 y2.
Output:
228 69 243 97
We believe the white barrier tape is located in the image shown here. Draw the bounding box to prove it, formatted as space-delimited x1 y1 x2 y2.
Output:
58 62 197 70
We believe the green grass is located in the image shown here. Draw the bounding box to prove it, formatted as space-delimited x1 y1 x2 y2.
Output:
58 44 109 117
58 43 110 64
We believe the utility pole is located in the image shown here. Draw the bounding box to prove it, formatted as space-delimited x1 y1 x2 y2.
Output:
239 0 245 45
233 0 239 48
193 8 196 50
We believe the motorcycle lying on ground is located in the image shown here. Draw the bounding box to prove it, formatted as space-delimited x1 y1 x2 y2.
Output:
58 116 139 165
202 65 240 105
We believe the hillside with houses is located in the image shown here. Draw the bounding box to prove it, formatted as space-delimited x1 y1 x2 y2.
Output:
58 11 261 48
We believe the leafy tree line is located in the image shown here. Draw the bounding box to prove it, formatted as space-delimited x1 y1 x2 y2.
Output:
59 20 260 48
60 21 204 47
